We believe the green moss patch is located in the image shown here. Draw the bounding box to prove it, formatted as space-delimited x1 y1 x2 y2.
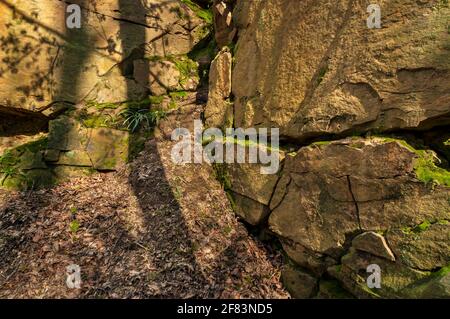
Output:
169 91 188 100
0 136 53 190
414 151 450 186
78 97 166 132
168 55 199 86
380 137 450 187
401 219 449 235
180 0 213 24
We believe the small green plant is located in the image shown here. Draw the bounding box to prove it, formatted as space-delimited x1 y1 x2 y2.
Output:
166 55 199 86
70 220 80 234
173 185 183 200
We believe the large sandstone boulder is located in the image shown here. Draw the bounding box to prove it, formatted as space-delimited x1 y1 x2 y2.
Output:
281 263 318 299
0 115 130 190
231 0 450 140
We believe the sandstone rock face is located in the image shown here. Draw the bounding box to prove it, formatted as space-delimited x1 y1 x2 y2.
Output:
205 0 450 299
270 139 449 258
0 0 208 111
134 58 200 96
231 0 450 140
204 49 233 128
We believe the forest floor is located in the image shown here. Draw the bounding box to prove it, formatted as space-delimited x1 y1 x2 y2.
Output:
0 101 289 298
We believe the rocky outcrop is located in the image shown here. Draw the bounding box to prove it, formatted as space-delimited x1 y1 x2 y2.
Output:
1 0 449 299
223 137 450 298
205 0 450 298
231 0 450 140
0 0 212 189
270 139 449 262
47 116 129 170
0 0 208 111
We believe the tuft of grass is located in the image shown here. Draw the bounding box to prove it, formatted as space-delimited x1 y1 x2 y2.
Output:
119 108 166 133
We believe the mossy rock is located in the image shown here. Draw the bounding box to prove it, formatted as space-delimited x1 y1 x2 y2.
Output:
0 136 51 190
85 128 129 170
334 248 431 299
18 150 47 170
379 137 450 187
402 265 450 298
2 169 56 190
